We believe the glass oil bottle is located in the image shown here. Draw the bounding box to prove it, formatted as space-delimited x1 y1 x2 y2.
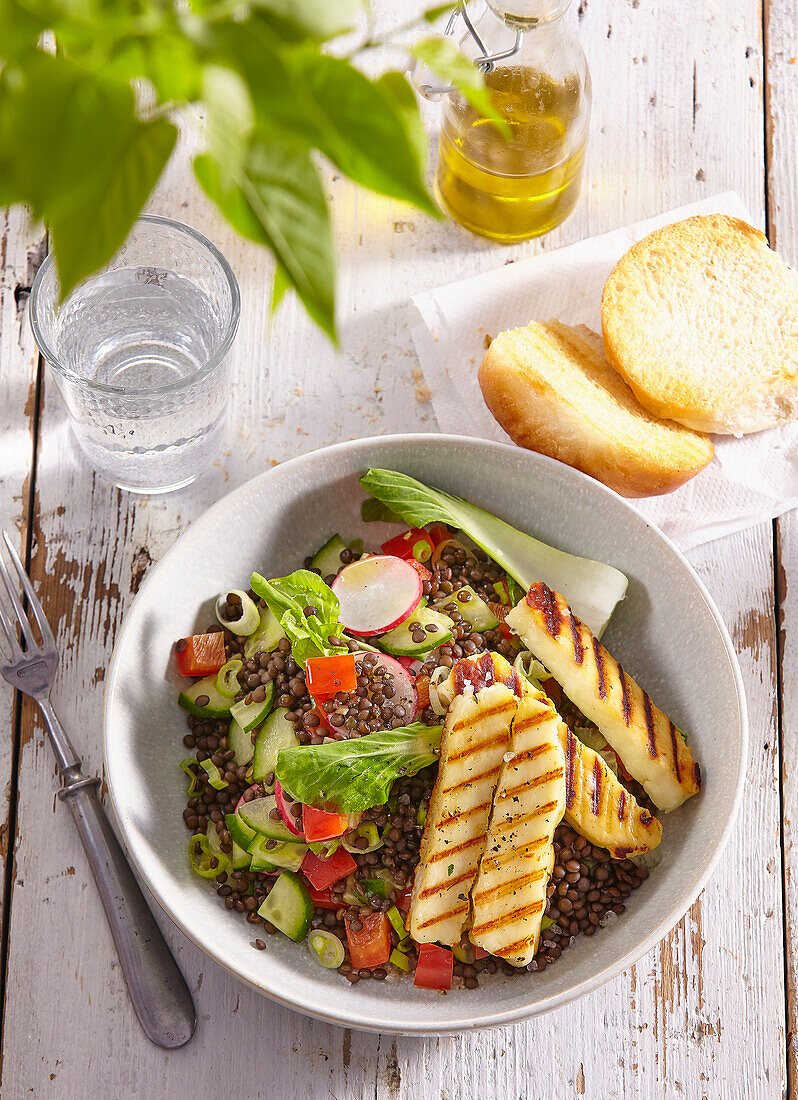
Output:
430 1 591 243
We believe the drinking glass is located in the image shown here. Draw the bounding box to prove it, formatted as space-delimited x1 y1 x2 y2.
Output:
29 215 241 494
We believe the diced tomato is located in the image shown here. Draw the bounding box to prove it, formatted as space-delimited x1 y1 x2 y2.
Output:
175 632 226 677
542 677 562 708
305 654 357 699
498 621 514 641
301 847 356 891
396 881 414 914
303 805 350 843
380 528 435 564
414 943 454 990
427 524 450 547
306 884 341 910
612 752 634 783
408 558 432 583
346 911 391 969
415 675 431 710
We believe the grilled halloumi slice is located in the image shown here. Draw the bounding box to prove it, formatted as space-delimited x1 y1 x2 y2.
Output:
408 683 518 946
562 726 662 858
469 690 566 966
506 583 700 813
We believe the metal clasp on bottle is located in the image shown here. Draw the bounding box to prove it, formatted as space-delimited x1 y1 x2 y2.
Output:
414 1 523 99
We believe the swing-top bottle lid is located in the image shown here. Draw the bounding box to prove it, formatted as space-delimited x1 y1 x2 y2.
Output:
485 0 572 25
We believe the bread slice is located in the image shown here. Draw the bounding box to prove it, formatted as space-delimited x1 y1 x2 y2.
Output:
601 214 798 435
478 320 714 497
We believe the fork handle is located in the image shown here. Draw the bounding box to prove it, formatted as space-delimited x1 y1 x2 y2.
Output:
60 780 197 1048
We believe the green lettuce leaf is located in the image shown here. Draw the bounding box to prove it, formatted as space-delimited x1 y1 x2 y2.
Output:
275 723 443 812
359 468 628 637
250 569 347 667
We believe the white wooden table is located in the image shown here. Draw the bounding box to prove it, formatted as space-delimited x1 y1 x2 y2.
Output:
1 2 796 1095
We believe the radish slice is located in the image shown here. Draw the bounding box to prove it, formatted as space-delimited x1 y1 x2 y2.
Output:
332 555 422 637
315 651 418 734
396 655 424 676
275 780 305 838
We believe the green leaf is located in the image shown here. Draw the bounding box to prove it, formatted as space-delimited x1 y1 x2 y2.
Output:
275 723 443 812
410 36 509 136
202 63 255 183
422 2 458 22
194 141 336 340
249 569 347 667
249 0 361 41
359 468 628 637
361 497 404 524
0 55 176 297
105 34 203 102
271 261 291 313
287 54 437 216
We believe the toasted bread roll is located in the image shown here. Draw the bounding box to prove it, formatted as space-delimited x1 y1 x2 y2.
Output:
506 583 700 812
478 320 713 497
561 726 662 858
408 683 518 946
602 214 798 435
470 690 566 966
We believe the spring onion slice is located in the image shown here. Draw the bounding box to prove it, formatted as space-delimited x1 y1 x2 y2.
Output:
216 657 243 698
342 821 383 854
216 589 260 635
200 758 228 790
387 906 407 939
390 948 411 971
180 759 202 797
188 833 229 879
308 930 345 969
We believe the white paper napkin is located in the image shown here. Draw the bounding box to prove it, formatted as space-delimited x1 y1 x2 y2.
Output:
411 192 798 550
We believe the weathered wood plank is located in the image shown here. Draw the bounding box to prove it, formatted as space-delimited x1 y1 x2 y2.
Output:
0 0 786 1096
766 2 798 1093
0 208 45 953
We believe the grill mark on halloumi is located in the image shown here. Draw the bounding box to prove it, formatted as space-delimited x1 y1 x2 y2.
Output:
441 764 502 798
408 683 519 946
470 691 566 966
593 635 607 699
506 583 700 813
559 727 662 858
448 730 511 764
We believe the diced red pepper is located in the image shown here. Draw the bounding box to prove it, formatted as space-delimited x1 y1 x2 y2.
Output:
176 632 226 677
414 943 454 990
427 524 451 547
380 528 435 564
305 654 357 699
346 911 391 969
306 884 342 910
408 558 432 583
303 805 350 843
498 621 514 641
473 945 489 960
301 846 356 891
396 882 414 914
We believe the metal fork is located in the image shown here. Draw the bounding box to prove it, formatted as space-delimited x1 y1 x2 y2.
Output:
0 531 196 1048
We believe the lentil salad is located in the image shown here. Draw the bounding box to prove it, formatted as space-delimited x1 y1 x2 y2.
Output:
175 470 667 991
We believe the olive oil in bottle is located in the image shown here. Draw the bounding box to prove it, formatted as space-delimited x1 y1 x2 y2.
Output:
433 1 591 243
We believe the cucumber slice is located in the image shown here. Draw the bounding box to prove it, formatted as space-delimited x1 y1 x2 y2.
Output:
237 795 297 842
230 682 274 731
231 839 251 870
377 607 454 658
436 585 500 631
258 871 314 942
253 708 299 783
178 675 233 719
311 534 348 579
225 812 257 851
250 836 307 873
244 607 287 659
228 719 255 767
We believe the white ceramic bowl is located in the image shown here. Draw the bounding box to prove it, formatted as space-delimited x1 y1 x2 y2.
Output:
103 435 747 1034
